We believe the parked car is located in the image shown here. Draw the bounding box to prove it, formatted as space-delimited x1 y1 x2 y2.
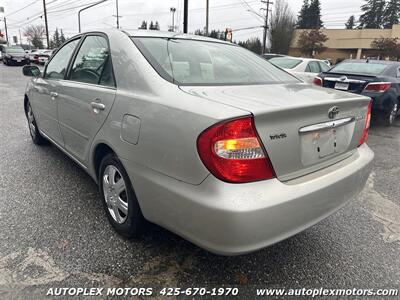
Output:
38 50 54 64
2 46 29 66
261 53 286 60
315 59 400 126
269 56 331 83
27 49 46 64
22 29 373 255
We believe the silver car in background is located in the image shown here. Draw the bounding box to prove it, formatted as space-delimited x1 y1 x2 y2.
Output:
22 29 373 255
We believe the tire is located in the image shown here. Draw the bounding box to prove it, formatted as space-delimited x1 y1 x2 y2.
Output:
99 153 145 238
26 101 47 145
382 101 398 126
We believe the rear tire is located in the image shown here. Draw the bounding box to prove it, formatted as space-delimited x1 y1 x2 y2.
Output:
99 153 145 238
26 101 47 145
382 101 398 126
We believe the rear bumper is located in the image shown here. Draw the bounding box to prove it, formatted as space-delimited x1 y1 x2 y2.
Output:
123 144 374 255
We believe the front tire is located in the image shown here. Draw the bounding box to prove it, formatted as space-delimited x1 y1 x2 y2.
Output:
99 153 145 238
26 102 46 145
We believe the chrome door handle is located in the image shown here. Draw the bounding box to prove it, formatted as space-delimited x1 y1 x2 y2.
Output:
90 101 106 111
50 92 58 99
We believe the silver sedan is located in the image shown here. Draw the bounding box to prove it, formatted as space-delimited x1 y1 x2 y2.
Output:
22 29 374 255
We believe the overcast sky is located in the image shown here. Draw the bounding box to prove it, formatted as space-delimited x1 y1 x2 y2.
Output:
0 0 364 45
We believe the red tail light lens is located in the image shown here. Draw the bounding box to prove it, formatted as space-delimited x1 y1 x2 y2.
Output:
313 76 322 86
197 116 275 183
358 100 372 146
364 82 391 93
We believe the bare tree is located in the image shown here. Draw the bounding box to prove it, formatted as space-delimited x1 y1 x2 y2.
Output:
269 0 296 54
24 25 46 49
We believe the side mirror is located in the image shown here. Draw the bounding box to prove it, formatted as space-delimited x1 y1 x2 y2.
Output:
22 65 41 77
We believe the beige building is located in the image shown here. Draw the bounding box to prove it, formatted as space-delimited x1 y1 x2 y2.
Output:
289 24 400 63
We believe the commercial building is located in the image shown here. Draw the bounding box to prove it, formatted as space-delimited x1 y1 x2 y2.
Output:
289 24 400 63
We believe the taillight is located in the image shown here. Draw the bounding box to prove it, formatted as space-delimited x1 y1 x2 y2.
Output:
364 82 391 93
358 100 372 146
197 116 275 183
313 76 322 86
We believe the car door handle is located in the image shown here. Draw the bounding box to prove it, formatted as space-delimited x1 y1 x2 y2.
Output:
90 101 106 111
50 92 58 98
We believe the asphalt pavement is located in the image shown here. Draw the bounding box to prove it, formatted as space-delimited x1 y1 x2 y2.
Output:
0 63 399 299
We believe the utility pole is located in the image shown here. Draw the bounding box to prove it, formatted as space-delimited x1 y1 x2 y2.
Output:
4 17 9 46
205 0 209 36
42 0 50 49
170 7 176 32
115 0 120 28
261 0 272 54
19 28 22 45
183 0 188 33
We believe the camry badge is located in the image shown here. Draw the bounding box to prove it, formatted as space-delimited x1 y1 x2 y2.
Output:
339 76 347 81
328 106 340 119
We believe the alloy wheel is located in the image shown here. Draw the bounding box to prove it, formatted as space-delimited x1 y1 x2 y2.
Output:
102 165 128 224
27 104 36 137
390 103 398 124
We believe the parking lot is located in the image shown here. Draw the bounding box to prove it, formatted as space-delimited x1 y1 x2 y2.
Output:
0 63 399 298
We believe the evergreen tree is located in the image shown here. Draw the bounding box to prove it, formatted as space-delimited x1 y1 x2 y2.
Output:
359 0 386 28
297 0 310 28
308 0 323 28
297 0 323 29
345 15 356 29
383 0 400 28
60 29 66 44
138 20 147 29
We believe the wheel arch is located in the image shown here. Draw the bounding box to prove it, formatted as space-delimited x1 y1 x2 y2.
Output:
92 142 117 180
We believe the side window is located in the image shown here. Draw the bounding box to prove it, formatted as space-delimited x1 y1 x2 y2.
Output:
306 61 320 73
319 62 330 72
69 35 115 87
44 39 80 79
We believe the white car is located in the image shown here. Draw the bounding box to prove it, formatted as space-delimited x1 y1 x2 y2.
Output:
269 57 331 83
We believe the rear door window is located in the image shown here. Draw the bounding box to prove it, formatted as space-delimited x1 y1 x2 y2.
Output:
68 35 115 87
306 61 320 73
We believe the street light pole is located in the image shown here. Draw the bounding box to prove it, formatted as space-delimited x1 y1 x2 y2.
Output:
42 0 50 48
205 0 209 36
170 7 176 32
79 0 109 33
183 0 188 33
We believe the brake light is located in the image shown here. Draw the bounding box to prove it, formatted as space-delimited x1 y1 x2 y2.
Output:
364 82 391 93
313 76 322 86
197 116 275 183
358 100 372 146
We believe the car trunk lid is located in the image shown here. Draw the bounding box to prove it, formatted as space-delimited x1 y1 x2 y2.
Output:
180 83 370 181
321 72 379 94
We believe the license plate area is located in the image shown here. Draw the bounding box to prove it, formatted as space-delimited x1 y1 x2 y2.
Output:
300 120 355 166
334 82 349 90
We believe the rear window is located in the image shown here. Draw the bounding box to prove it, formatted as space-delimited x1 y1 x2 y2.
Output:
330 62 388 75
269 57 302 69
132 37 299 86
5 47 25 54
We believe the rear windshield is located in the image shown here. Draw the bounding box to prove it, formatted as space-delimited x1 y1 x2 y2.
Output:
6 47 25 54
330 62 388 75
132 37 299 86
269 57 302 69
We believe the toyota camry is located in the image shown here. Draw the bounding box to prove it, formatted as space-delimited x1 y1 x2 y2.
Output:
22 29 374 255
